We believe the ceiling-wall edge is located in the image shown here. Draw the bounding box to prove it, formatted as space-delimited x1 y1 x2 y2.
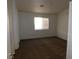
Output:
18 10 57 15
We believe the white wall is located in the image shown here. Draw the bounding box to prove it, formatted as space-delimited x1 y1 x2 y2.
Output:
8 0 15 57
19 12 57 39
13 0 20 50
66 1 72 59
7 12 12 59
7 0 20 58
56 8 69 40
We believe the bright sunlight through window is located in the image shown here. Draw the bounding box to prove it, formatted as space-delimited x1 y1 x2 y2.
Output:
34 17 49 30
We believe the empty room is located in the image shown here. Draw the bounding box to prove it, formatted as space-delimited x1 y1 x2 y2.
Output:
7 0 72 59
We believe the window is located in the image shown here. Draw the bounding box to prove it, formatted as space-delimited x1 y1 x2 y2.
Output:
34 17 49 30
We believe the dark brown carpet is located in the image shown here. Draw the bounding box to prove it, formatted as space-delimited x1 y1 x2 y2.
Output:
13 37 67 59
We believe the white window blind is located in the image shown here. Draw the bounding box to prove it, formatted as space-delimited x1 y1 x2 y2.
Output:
34 17 49 30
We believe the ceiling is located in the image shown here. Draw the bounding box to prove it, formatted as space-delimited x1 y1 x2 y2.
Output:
16 0 69 14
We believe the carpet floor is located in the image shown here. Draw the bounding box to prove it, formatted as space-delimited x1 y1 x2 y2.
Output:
13 37 67 59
